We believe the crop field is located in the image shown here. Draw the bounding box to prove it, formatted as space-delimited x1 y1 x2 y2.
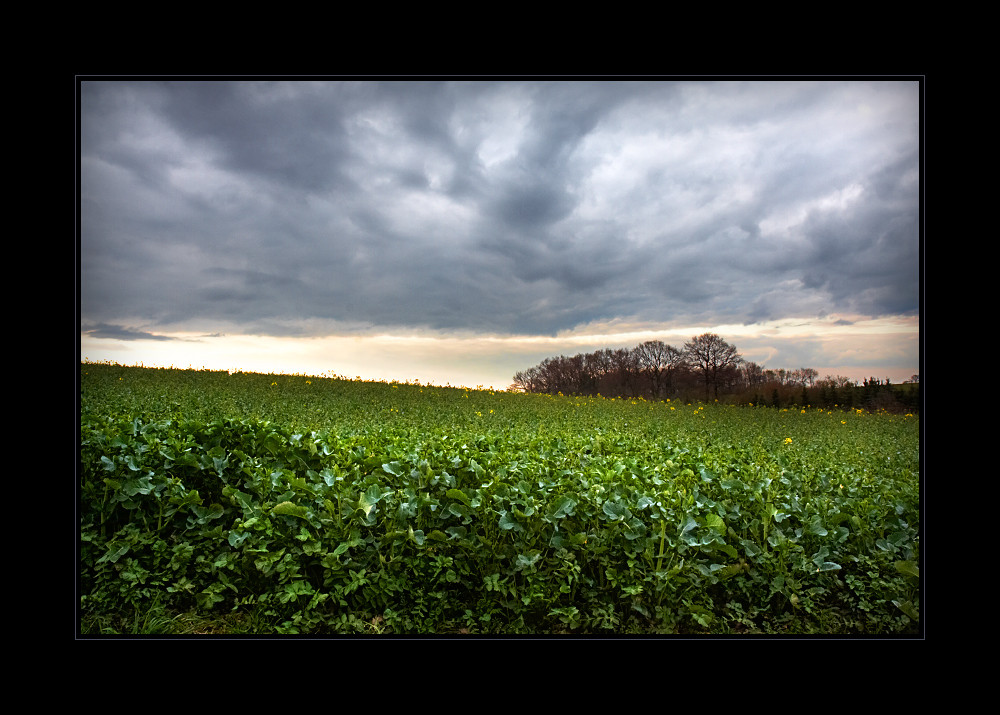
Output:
79 362 921 636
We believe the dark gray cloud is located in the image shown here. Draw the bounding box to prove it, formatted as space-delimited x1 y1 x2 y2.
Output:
82 323 178 341
80 79 920 340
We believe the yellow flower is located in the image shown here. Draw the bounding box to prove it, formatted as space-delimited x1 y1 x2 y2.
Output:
784 437 793 444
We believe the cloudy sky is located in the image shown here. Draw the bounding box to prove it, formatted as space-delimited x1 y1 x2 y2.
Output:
79 78 920 389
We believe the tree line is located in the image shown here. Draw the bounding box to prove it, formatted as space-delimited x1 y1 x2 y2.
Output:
510 333 920 413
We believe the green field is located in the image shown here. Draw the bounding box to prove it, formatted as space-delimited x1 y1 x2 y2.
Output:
79 362 921 635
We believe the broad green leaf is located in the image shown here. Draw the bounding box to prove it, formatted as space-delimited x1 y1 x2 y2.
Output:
888 530 909 546
273 501 309 519
212 453 229 475
679 515 698 537
811 546 830 566
714 543 738 559
123 475 154 496
603 501 631 521
740 539 761 558
516 550 542 569
98 543 130 564
446 488 471 507
894 560 919 579
636 495 655 510
228 489 254 511
717 562 745 580
807 516 828 536
498 511 522 531
623 517 647 539
445 526 468 540
828 512 850 526
170 489 202 508
550 495 577 518
191 503 224 521
197 588 226 610
893 599 919 620
358 485 386 516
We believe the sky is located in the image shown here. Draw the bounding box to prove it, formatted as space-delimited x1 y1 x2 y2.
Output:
79 78 921 390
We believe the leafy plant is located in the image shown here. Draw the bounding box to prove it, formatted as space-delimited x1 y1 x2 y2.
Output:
79 362 920 635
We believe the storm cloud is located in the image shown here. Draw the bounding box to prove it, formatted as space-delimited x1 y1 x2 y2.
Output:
80 79 920 383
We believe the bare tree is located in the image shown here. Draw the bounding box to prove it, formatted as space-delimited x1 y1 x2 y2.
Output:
511 366 542 393
634 340 683 398
564 354 587 394
742 361 767 390
683 333 742 401
610 348 641 397
588 348 616 395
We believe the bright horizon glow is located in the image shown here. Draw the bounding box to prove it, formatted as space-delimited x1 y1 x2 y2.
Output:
80 314 920 391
